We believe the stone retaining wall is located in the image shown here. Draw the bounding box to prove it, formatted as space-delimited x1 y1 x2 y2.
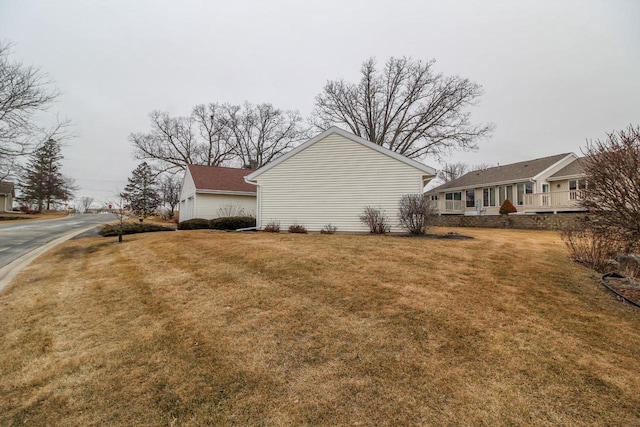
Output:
435 213 584 230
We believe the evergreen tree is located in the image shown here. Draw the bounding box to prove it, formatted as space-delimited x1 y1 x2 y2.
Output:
121 162 161 220
20 138 74 211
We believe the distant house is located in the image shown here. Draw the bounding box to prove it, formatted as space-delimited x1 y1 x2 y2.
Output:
178 165 256 221
427 153 587 215
244 127 436 232
0 182 15 212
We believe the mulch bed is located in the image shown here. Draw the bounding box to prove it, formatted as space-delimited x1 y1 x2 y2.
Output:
602 275 640 306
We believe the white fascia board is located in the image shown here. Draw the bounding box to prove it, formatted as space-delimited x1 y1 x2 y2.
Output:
532 153 577 181
547 173 586 182
244 126 437 183
180 167 193 200
196 189 256 196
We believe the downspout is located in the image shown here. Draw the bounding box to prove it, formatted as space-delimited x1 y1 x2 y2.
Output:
256 185 262 229
2 193 10 213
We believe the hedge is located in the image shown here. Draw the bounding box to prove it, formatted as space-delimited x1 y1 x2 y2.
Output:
100 222 175 237
177 218 211 230
209 216 256 230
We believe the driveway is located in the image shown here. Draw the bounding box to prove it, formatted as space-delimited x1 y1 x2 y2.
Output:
0 213 114 270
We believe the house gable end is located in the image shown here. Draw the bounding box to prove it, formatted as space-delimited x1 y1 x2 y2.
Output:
245 127 436 183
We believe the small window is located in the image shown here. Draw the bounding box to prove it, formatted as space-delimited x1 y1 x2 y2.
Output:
569 179 586 191
525 182 534 194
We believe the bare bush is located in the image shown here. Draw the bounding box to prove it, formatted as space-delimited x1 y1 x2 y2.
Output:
288 223 307 234
217 202 247 218
560 221 621 273
581 125 640 253
359 206 390 234
263 221 280 233
617 254 640 280
398 194 438 235
320 224 337 234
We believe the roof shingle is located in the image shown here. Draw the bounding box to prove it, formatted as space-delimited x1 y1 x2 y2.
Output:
187 165 256 193
549 157 586 179
431 153 571 192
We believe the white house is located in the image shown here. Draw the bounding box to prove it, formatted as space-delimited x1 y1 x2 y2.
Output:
244 127 436 232
427 153 588 215
179 165 256 221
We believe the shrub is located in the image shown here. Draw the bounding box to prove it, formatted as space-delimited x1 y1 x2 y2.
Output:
263 221 280 233
320 224 337 234
288 223 308 234
99 222 174 237
359 206 390 234
217 203 247 218
560 220 622 273
617 254 640 280
398 194 438 235
210 216 256 230
177 218 210 230
499 199 517 215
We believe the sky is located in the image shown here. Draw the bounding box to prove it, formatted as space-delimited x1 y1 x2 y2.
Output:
1 0 639 206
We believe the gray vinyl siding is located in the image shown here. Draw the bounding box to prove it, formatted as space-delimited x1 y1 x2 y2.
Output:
255 133 426 232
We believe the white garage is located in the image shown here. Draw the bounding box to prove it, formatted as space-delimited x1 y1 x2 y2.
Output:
178 165 256 221
244 127 436 232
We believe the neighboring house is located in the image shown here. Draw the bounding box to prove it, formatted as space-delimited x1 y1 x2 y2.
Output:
178 165 256 221
0 182 15 212
244 127 436 232
427 153 587 215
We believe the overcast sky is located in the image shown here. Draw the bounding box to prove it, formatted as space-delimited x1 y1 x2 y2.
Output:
1 0 639 205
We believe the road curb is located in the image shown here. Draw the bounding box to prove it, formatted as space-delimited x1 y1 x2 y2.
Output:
0 224 100 294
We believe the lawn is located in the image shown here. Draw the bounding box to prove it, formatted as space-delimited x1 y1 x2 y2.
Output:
1 228 639 426
0 210 69 223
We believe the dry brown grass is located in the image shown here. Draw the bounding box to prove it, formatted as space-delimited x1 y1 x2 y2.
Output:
1 228 640 426
0 210 69 224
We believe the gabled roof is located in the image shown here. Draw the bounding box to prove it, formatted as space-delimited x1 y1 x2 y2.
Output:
187 165 256 194
548 157 587 180
431 153 573 192
0 181 14 195
245 126 437 182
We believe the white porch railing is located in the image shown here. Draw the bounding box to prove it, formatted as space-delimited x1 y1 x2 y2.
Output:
523 190 585 209
436 199 464 213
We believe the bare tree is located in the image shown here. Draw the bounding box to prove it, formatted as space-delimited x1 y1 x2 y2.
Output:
580 125 640 252
131 104 238 174
312 57 494 160
226 102 308 169
130 111 198 174
191 103 236 166
80 196 94 213
159 174 181 218
471 162 492 171
0 42 65 178
437 162 469 182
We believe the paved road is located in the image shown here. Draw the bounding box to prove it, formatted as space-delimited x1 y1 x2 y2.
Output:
0 214 115 269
